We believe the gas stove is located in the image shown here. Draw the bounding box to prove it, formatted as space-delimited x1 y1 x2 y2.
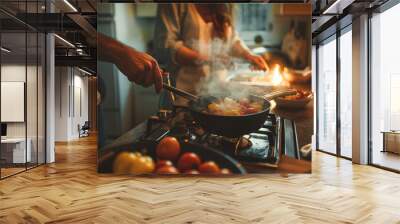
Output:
143 107 300 170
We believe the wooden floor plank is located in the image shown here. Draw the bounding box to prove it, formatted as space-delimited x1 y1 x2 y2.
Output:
0 134 399 223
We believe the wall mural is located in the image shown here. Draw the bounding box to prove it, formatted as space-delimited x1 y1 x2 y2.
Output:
97 3 313 175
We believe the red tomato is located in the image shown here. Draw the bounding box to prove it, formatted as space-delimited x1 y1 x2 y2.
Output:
177 152 201 171
156 165 179 174
156 160 173 169
198 161 220 174
156 137 181 161
184 169 200 174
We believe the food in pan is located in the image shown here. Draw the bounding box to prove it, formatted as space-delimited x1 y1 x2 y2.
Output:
205 97 263 116
113 136 232 175
280 89 311 100
275 89 312 109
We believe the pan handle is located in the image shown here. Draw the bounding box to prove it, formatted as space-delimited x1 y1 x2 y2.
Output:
162 72 198 101
263 89 297 101
162 83 199 101
162 72 176 103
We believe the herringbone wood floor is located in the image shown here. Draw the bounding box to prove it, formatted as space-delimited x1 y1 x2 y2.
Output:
1 134 399 224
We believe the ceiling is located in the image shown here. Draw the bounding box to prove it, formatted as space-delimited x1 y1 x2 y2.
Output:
311 0 390 43
0 0 97 73
1 32 45 63
2 0 393 72
0 0 96 14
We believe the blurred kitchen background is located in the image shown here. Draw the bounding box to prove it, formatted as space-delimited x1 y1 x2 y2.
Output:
97 3 311 148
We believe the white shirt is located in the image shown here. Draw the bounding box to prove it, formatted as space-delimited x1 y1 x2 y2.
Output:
154 4 251 95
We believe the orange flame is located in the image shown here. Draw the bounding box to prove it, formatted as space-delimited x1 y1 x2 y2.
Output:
271 64 283 86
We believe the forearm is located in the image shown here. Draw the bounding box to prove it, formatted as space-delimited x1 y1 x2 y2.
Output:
231 40 253 60
98 33 128 63
231 40 268 71
175 45 207 66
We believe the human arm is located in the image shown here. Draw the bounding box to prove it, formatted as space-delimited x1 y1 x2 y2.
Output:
230 32 269 71
153 4 208 67
98 33 162 93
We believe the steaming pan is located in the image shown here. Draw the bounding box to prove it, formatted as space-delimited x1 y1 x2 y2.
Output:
188 94 270 138
163 83 295 138
188 90 294 138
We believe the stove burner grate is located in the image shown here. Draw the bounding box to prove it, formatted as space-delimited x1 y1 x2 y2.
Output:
145 109 283 167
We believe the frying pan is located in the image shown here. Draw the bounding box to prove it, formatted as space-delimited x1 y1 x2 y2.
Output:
163 84 295 138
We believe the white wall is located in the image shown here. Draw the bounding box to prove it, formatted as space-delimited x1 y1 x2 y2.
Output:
1 65 27 142
114 4 159 129
1 65 36 137
72 73 89 138
1 64 46 163
97 3 159 148
54 67 89 141
55 67 69 141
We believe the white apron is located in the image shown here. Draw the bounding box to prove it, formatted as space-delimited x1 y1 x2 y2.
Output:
175 5 233 104
175 5 212 102
154 4 250 105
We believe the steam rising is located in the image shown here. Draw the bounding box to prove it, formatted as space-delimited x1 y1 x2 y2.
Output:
193 38 253 99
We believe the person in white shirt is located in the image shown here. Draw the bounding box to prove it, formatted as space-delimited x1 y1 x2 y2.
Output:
154 3 269 98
